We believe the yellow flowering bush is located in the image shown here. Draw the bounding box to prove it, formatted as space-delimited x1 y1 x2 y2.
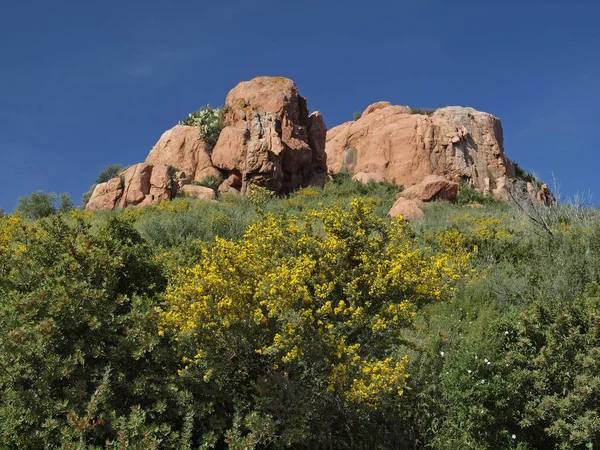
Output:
159 199 473 443
0 214 27 271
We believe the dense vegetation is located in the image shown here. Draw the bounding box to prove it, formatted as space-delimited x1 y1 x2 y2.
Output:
1 176 599 449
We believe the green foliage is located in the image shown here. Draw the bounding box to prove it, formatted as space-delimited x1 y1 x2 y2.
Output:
513 161 536 183
134 197 257 248
167 165 179 183
96 164 123 184
192 175 219 190
16 190 57 219
430 285 600 449
179 105 224 150
59 192 75 213
16 191 77 219
455 181 491 205
0 215 200 449
353 111 362 121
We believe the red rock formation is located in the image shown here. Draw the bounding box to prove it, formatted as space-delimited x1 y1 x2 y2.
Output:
85 177 123 211
87 76 329 210
86 163 176 211
326 102 516 199
212 76 328 194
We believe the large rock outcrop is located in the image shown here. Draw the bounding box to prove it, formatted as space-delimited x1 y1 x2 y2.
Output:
211 76 328 194
326 103 516 199
87 76 328 210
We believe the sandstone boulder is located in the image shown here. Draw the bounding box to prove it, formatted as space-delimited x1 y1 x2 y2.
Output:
326 103 515 199
217 173 242 196
86 162 176 210
180 184 217 201
212 76 328 194
388 197 425 221
402 175 459 202
86 177 123 211
145 125 222 183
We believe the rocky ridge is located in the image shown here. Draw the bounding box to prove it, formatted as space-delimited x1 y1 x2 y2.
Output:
86 76 541 211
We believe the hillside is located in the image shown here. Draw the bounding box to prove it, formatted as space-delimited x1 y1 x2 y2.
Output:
1 174 599 449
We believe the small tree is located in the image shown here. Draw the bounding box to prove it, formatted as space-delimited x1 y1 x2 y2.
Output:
16 191 57 220
96 164 123 184
353 112 362 121
58 193 75 214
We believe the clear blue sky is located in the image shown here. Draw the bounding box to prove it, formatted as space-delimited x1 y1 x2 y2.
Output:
1 0 599 210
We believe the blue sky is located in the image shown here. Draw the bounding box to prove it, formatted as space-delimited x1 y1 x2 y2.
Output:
1 0 599 210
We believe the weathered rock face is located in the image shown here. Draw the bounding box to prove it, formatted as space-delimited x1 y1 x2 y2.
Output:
85 177 123 211
388 197 425 221
212 76 328 194
86 163 176 211
326 102 516 198
145 125 222 183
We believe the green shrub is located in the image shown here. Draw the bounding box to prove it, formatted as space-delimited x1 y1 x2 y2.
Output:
192 175 219 189
431 284 600 449
0 215 197 449
134 197 257 248
167 165 179 183
353 111 362 121
513 162 537 184
455 182 490 205
58 192 75 214
16 190 57 219
179 105 224 150
96 164 123 184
